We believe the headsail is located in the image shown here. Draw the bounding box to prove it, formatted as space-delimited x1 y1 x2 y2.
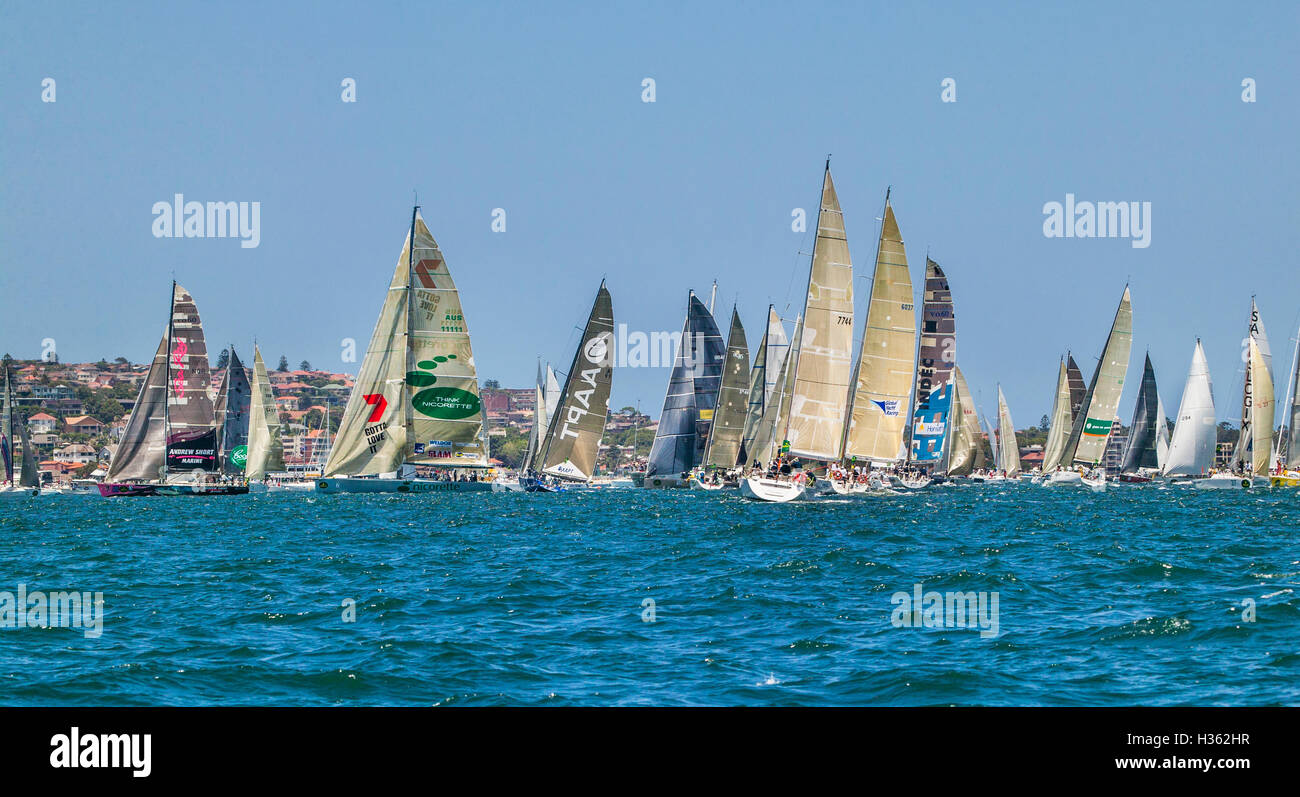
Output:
1066 354 1086 421
1249 337 1274 475
1284 327 1300 469
107 336 169 481
646 292 724 477
740 307 774 459
910 258 956 464
996 385 1020 475
1154 392 1171 472
1162 340 1216 476
946 367 982 475
538 282 615 481
1060 286 1133 466
844 196 915 463
703 307 750 468
747 314 802 469
245 346 283 480
1041 358 1073 471
786 164 855 461
1120 353 1161 473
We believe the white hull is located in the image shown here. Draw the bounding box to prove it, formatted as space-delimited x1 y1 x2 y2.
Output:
1043 471 1083 487
491 479 525 493
315 476 493 494
266 481 314 492
739 476 811 502
1194 474 1255 490
1081 476 1107 493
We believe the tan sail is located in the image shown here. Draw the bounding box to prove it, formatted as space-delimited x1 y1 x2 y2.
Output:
997 385 1020 475
844 199 916 463
704 307 750 468
246 346 283 480
1061 286 1133 466
404 212 488 467
1250 337 1274 475
749 314 802 468
1040 358 1073 471
946 367 980 475
785 166 855 461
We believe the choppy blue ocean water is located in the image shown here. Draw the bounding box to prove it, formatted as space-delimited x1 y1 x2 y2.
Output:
1 484 1297 706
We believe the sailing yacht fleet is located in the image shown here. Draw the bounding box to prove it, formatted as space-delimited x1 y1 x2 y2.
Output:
5 173 1300 501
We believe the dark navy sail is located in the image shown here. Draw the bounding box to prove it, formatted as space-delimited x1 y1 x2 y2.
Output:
646 292 726 480
1121 353 1160 472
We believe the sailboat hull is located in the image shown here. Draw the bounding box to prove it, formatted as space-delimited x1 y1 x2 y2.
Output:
97 483 158 497
315 477 492 494
641 474 690 489
739 476 811 502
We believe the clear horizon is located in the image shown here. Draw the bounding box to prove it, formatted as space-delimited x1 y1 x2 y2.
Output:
2 2 1297 424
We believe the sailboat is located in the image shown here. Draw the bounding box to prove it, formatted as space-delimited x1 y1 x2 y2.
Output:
526 281 615 490
741 313 802 488
316 206 492 493
909 258 956 470
643 290 725 488
99 283 248 497
692 306 750 487
0 361 47 498
1048 286 1133 491
742 162 857 501
1199 337 1272 490
1117 353 1161 482
1270 324 1300 486
245 345 286 485
996 385 1021 477
739 306 786 463
1040 357 1073 473
1162 339 1217 480
1232 298 1273 474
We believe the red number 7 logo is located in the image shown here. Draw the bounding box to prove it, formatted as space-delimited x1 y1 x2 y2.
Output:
363 393 388 423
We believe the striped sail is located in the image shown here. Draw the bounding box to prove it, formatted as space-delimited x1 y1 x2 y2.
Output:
703 307 750 468
245 346 283 480
1041 358 1073 471
1163 340 1216 476
165 283 217 475
1249 337 1274 475
1120 353 1161 472
1061 286 1133 466
844 200 915 463
997 385 1020 475
786 166 855 461
538 282 615 481
1234 299 1274 471
910 259 956 463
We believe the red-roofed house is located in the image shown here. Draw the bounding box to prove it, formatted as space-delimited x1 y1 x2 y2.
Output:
27 412 57 434
64 415 105 435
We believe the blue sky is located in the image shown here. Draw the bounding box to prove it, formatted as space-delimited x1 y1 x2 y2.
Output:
2 1 1297 423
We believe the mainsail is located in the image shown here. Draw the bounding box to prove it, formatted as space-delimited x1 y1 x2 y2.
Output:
946 366 983 475
1249 337 1274 475
17 413 38 487
1120 353 1161 473
537 282 615 481
646 292 725 477
1066 354 1086 422
325 208 487 476
786 164 855 461
844 195 915 463
1041 358 1073 471
747 314 802 468
165 283 217 474
246 346 283 480
107 336 169 482
214 347 251 475
1234 299 1274 471
1 363 13 483
1060 286 1133 466
1163 340 1216 476
996 385 1020 475
703 307 750 469
910 258 956 464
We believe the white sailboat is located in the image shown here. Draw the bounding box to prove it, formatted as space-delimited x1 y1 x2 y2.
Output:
996 385 1020 477
317 206 492 493
1162 339 1217 479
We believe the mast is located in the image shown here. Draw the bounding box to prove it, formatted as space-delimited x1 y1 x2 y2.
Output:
162 280 175 482
403 205 418 467
783 159 831 451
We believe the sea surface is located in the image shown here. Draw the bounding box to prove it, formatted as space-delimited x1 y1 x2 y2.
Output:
1 483 1297 706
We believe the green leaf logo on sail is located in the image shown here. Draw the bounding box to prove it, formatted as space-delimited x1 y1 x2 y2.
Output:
229 445 248 468
406 355 481 419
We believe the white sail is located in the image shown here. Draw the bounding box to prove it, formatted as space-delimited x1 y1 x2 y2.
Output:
786 165 855 461
764 307 790 405
1234 299 1274 471
748 314 802 468
1163 340 1216 476
1040 358 1072 471
983 414 1000 468
946 367 982 475
997 385 1020 475
844 197 916 464
1284 327 1300 469
246 345 284 480
1249 337 1274 475
544 365 561 428
1154 392 1170 471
